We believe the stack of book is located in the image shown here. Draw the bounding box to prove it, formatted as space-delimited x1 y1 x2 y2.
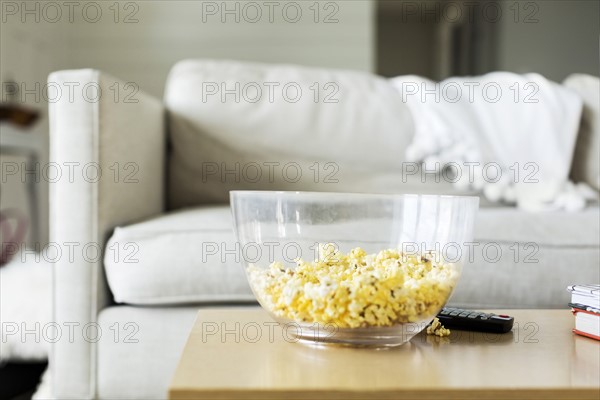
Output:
567 284 600 341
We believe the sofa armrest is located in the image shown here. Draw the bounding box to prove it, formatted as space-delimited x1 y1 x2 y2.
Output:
48 69 165 398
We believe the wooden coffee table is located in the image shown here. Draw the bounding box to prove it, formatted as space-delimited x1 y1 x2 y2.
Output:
169 308 600 400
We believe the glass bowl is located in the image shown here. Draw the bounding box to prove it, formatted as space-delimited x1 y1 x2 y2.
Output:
230 191 479 348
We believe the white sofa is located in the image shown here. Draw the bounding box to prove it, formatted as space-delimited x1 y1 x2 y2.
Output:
48 60 600 399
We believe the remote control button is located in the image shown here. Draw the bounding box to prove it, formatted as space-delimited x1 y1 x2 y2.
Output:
499 314 510 318
440 310 451 315
480 316 489 320
467 314 478 318
459 312 470 317
450 311 460 316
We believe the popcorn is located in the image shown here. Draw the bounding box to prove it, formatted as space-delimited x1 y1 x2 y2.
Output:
426 317 451 337
248 244 458 328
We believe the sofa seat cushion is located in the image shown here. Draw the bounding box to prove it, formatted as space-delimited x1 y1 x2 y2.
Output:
105 205 599 307
451 206 600 308
105 206 255 305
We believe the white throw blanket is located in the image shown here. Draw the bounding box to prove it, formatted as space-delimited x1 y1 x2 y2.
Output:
391 72 597 211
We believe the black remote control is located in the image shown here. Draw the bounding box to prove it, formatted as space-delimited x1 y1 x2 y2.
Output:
436 307 514 333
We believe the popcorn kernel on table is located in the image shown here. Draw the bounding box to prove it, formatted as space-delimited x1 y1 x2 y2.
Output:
427 317 451 337
248 244 458 328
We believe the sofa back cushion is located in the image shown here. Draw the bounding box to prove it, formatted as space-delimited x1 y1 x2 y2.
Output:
563 74 600 191
164 59 416 209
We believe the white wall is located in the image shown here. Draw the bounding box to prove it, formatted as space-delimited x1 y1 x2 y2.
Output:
66 0 375 97
1 0 375 246
496 0 599 82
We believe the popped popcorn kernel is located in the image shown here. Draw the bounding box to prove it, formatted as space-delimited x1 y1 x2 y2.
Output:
426 317 451 337
248 245 458 328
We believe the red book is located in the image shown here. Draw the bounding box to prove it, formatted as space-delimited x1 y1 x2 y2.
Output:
571 308 600 341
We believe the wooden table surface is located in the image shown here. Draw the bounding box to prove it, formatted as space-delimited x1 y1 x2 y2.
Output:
169 308 600 400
